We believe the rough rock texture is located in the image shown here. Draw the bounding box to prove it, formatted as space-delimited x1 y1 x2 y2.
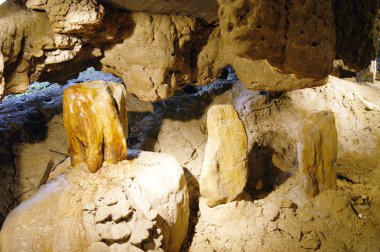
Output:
334 0 380 70
26 0 104 33
2 0 379 101
63 81 128 172
298 111 338 198
189 176 380 251
199 104 248 207
102 0 219 24
101 12 212 102
0 151 189 252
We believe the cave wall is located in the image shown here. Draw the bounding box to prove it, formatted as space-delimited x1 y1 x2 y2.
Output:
0 0 379 101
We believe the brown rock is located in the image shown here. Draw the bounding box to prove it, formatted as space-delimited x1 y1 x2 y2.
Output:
63 81 128 172
200 104 248 207
298 110 338 197
101 12 212 102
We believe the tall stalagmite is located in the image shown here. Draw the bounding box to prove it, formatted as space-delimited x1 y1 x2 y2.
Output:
298 110 338 197
63 81 128 172
200 104 248 207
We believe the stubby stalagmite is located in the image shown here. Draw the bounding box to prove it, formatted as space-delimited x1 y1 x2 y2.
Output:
200 104 248 207
63 80 128 173
298 110 338 197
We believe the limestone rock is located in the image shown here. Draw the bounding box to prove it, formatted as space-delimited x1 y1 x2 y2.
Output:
101 12 211 102
200 104 248 207
298 110 338 198
26 0 104 34
216 0 335 91
63 81 128 173
262 202 280 221
0 152 188 252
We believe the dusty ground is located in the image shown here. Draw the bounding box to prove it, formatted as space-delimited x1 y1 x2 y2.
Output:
1 73 379 251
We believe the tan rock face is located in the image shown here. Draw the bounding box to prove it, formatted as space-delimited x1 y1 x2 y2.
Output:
200 104 248 207
63 81 128 173
0 151 189 252
101 12 212 102
297 110 338 198
26 0 104 33
217 0 335 90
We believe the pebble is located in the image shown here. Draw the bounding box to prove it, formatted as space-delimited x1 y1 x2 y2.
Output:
262 202 280 221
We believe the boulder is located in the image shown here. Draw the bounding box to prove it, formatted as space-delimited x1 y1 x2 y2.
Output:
200 104 248 207
0 151 189 252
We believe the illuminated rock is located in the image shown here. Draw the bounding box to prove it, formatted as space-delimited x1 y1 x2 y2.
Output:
63 80 128 173
297 110 338 197
200 104 248 207
0 152 188 252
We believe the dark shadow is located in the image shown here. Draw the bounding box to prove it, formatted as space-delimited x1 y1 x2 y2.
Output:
180 168 200 252
245 144 291 199
38 56 103 84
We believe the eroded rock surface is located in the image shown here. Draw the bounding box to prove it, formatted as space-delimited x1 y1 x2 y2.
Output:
2 0 379 101
0 151 189 252
101 13 212 101
63 81 128 173
200 104 248 207
298 111 338 197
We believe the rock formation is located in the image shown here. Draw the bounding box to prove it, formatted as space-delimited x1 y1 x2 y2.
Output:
0 151 189 252
297 110 338 198
1 0 379 101
200 104 248 207
63 81 128 173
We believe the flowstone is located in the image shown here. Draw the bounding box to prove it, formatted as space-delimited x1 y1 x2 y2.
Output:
199 104 248 207
63 80 128 172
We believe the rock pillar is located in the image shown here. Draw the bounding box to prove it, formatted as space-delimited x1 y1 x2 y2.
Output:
298 110 338 197
63 80 128 173
200 104 248 207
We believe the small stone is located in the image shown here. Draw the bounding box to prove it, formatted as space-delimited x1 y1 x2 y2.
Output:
110 222 131 241
255 180 263 190
95 206 112 223
278 214 302 241
300 232 321 250
87 242 110 252
358 213 363 219
262 202 280 221
266 222 277 232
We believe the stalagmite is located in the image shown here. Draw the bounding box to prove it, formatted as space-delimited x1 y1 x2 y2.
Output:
297 110 338 197
63 80 128 173
200 104 248 207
